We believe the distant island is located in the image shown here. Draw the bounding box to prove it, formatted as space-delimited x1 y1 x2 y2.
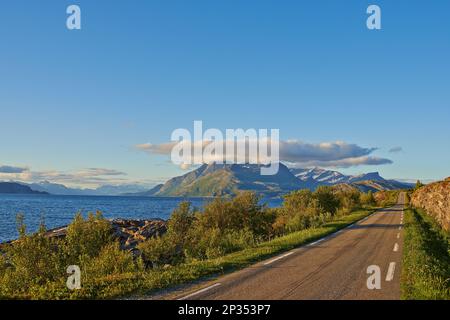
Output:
0 182 48 195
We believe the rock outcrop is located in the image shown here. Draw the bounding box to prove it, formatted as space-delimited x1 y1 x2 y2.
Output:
43 219 167 255
111 219 167 254
411 177 450 231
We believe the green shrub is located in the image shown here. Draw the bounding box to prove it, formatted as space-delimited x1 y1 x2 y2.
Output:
275 187 343 234
166 201 196 244
375 190 401 207
0 211 126 299
284 213 310 232
140 192 273 265
0 254 7 274
414 180 424 191
185 227 256 260
198 192 273 239
275 190 317 233
0 233 64 298
282 189 315 213
138 201 196 267
314 186 340 215
84 242 140 279
361 191 376 206
138 234 181 267
337 190 361 214
63 212 112 263
220 228 256 253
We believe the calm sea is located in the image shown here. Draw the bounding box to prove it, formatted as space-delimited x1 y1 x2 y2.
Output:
0 194 282 243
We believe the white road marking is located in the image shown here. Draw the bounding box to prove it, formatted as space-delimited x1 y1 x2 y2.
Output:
345 223 357 230
263 251 295 265
397 233 400 239
398 226 402 230
393 243 399 252
178 283 222 300
386 262 396 281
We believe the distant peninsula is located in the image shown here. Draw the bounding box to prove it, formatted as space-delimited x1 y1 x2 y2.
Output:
0 182 48 195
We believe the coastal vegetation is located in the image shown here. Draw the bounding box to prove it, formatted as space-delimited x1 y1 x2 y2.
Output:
0 187 381 299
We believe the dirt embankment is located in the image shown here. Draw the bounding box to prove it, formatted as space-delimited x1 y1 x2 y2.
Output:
411 177 450 231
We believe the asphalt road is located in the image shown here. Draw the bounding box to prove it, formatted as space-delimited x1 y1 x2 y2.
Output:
175 193 406 300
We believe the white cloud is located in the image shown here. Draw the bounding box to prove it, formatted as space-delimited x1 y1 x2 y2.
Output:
0 165 28 174
136 139 393 169
0 166 128 188
136 142 176 155
75 168 126 177
279 140 377 163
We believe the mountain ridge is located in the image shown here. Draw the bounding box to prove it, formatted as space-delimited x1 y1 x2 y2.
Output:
26 181 149 196
0 182 48 195
133 163 413 197
2 164 414 197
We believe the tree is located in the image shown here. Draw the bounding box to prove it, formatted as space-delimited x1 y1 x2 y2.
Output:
314 186 340 215
361 191 376 206
167 201 195 242
414 180 424 191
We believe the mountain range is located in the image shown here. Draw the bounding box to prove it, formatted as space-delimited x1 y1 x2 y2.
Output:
1 164 413 197
0 182 48 195
291 167 411 189
129 163 414 197
0 181 149 196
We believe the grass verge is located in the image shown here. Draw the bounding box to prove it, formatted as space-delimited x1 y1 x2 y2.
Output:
401 208 450 300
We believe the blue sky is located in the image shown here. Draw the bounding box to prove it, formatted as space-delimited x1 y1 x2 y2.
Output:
0 0 449 187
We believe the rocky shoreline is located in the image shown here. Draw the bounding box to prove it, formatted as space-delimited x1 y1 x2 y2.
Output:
1 218 168 256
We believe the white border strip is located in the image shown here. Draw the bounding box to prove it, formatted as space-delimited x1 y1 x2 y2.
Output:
263 251 295 265
178 283 222 300
393 243 399 252
385 262 396 281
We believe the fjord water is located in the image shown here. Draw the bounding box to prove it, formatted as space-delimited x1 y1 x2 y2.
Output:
0 194 282 243
0 194 206 243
